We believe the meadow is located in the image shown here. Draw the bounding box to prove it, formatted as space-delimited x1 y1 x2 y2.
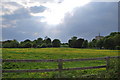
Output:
2 48 119 78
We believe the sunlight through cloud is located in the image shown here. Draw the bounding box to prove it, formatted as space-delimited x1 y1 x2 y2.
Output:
30 0 91 25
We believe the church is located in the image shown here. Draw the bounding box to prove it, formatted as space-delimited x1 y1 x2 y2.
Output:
95 33 104 40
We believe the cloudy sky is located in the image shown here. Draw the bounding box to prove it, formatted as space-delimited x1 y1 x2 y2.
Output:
1 0 119 42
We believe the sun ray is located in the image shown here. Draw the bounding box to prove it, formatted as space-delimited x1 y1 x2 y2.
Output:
30 0 91 25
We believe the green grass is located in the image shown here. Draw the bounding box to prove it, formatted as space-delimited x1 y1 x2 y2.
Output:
2 48 119 78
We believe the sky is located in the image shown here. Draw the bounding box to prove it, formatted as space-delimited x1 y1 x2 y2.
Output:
1 0 119 43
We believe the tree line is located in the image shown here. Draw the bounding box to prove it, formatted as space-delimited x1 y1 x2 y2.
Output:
2 36 61 48
88 32 120 50
1 32 120 50
67 32 120 50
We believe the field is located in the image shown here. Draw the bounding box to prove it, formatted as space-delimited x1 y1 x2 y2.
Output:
2 48 119 78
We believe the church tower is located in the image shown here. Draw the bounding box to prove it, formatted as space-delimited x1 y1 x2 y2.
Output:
95 33 104 40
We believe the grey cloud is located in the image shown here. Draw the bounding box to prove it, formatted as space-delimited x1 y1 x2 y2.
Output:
2 3 46 41
1 2 22 15
2 7 31 28
30 6 47 13
2 8 31 20
31 0 63 3
2 18 46 41
54 2 118 42
2 2 118 43
30 0 55 3
4 2 21 7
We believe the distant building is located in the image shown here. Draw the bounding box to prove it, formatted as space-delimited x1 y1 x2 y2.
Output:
95 33 104 40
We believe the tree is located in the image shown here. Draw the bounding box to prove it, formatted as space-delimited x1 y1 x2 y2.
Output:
76 38 84 48
92 39 97 48
2 40 13 48
101 32 120 49
32 40 37 48
40 43 47 48
36 38 43 45
96 39 104 49
68 37 84 48
88 42 93 48
103 37 115 49
113 34 120 50
82 40 88 48
10 39 19 48
23 42 32 48
19 39 32 48
45 38 52 47
24 39 31 43
68 39 72 47
109 32 120 36
52 39 61 47
113 34 120 47
2 40 19 48
68 36 77 48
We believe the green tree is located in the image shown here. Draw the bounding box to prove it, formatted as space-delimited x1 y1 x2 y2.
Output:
31 38 43 48
3 40 19 48
10 39 19 48
113 34 120 47
103 37 115 49
92 39 97 48
24 42 32 48
76 38 84 48
36 38 43 45
68 39 72 47
68 36 77 48
40 43 47 48
32 40 37 48
109 32 120 36
45 38 52 47
88 42 93 48
24 39 31 43
68 37 84 48
19 39 32 48
96 39 104 49
3 40 13 48
102 32 120 49
82 40 88 48
52 39 61 47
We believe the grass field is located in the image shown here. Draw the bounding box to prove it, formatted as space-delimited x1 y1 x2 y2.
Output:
2 48 119 78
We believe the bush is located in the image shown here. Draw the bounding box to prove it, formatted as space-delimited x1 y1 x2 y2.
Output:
96 58 120 78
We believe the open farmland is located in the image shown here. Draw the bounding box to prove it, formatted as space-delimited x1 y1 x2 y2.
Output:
2 48 119 78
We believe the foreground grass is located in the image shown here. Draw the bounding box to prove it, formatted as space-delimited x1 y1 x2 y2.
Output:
2 48 119 78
